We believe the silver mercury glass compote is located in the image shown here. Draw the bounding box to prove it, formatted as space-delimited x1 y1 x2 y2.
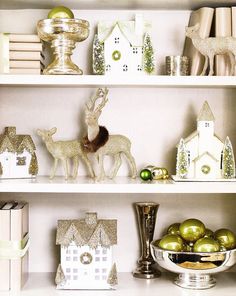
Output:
151 243 236 289
37 18 89 75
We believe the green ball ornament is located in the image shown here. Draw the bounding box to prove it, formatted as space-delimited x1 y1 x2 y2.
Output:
214 228 236 250
140 169 152 181
204 228 214 238
158 234 184 252
167 223 180 235
48 6 74 19
179 218 206 242
193 237 220 252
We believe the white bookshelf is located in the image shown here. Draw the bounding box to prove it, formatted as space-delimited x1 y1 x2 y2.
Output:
1 75 236 88
0 272 235 296
1 176 236 193
1 1 236 295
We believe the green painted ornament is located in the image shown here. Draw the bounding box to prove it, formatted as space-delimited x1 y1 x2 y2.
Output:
167 223 180 235
48 6 74 19
214 228 236 250
179 218 206 242
158 234 184 252
140 169 152 181
204 228 214 238
193 237 220 252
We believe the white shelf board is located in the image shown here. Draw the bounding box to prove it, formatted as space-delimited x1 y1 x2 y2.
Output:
1 272 236 296
0 176 236 193
0 0 235 10
1 75 236 88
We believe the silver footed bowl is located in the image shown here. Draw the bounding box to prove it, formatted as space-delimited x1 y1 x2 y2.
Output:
150 242 236 290
37 18 89 75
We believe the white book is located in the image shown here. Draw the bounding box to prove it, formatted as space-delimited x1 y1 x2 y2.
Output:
9 51 45 61
9 42 43 52
8 34 40 43
9 60 44 69
183 7 214 75
215 7 232 76
10 203 29 291
9 68 42 74
0 202 15 290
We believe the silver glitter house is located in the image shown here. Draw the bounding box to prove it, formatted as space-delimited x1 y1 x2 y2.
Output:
55 212 117 290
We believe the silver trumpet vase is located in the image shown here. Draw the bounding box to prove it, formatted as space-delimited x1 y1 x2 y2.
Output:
133 202 161 279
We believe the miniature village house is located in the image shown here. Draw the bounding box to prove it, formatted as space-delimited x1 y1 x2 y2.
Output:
93 14 155 75
176 101 235 179
0 127 38 178
55 212 117 290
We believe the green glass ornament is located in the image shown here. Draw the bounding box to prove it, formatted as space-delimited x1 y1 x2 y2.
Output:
179 218 206 242
48 6 74 19
214 228 236 250
158 234 184 252
204 228 214 238
140 169 152 181
193 237 220 252
167 223 180 235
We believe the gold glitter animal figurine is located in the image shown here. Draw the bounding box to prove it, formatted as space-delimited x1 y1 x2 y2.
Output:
37 127 94 180
186 23 236 76
82 88 137 181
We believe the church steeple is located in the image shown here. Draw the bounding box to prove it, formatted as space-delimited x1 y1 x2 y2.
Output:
197 101 215 122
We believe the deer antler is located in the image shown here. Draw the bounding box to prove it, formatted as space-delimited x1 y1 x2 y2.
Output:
94 88 109 113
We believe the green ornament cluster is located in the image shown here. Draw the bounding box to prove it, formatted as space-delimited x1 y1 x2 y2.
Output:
154 218 236 253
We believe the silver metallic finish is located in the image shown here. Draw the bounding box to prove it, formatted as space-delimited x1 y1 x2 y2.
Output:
151 243 236 289
166 55 190 76
37 18 89 75
133 202 161 279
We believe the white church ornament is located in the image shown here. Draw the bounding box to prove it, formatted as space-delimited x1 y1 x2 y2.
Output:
173 101 236 181
92 14 155 76
0 127 38 179
55 212 118 290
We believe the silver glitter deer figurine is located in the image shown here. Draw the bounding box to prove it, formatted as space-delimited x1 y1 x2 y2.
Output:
37 127 95 180
186 23 236 76
82 88 137 181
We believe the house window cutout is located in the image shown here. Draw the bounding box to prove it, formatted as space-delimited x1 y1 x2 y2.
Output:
66 257 70 261
102 249 107 255
73 275 78 280
106 65 111 72
73 257 78 261
102 268 107 273
66 268 71 273
123 65 128 72
73 250 78 255
95 257 100 262
16 156 26 166
133 47 138 54
114 37 120 44
95 275 100 280
102 275 107 280
137 65 142 71
205 122 210 127
102 257 107 261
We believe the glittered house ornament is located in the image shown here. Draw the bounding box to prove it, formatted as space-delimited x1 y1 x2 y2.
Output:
55 212 118 290
0 127 38 178
174 101 235 180
93 14 155 75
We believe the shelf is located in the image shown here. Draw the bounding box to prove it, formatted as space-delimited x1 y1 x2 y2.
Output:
0 176 236 193
1 272 235 296
1 75 236 88
0 0 235 10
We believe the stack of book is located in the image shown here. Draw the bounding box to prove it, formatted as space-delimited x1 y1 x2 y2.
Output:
0 201 29 291
183 6 236 76
0 33 44 74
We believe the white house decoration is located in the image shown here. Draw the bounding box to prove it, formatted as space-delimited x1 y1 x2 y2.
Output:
176 101 235 180
93 14 155 75
55 212 118 290
0 126 38 178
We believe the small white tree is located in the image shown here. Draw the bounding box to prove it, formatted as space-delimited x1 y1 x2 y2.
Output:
222 136 235 179
92 34 105 75
176 138 189 178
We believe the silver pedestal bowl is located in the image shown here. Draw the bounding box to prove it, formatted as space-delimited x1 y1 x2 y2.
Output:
151 242 236 290
37 18 89 75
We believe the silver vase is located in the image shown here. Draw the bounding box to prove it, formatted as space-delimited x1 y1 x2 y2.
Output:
133 202 161 279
